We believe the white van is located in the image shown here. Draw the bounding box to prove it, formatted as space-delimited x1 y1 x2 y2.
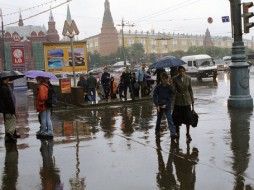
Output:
181 54 217 80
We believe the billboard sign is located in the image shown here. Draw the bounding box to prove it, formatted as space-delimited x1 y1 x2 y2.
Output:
44 41 88 74
11 47 25 67
60 78 71 94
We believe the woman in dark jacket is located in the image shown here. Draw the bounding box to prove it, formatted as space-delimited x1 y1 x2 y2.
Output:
172 66 194 142
153 72 177 142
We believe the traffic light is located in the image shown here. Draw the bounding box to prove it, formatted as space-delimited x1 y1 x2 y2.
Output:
242 2 254 33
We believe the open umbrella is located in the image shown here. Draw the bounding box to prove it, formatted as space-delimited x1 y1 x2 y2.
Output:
149 56 186 69
25 70 58 80
0 70 25 81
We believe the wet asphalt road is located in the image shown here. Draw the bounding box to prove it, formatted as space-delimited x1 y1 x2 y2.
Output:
0 72 254 190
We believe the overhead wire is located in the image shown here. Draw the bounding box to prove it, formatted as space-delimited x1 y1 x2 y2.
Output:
4 0 72 27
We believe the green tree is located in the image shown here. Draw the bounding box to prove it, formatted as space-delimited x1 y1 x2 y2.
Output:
129 43 145 64
88 51 101 69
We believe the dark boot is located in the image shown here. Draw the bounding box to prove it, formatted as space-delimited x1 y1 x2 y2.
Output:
186 134 192 142
5 133 17 143
175 126 180 139
14 130 21 138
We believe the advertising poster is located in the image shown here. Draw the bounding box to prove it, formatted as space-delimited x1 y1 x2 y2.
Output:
60 78 71 94
44 41 88 74
11 46 25 67
10 43 27 89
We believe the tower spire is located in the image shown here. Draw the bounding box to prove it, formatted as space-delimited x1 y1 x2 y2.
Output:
66 5 72 21
49 7 54 22
18 10 24 26
99 0 118 56
102 0 114 26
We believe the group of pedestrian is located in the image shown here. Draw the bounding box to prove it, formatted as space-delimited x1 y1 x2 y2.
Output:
153 66 194 143
0 74 55 143
77 64 152 102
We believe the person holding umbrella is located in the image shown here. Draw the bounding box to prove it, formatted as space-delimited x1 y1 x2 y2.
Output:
36 76 54 138
0 71 24 142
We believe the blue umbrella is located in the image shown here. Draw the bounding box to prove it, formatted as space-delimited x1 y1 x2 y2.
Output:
149 56 186 69
25 70 58 80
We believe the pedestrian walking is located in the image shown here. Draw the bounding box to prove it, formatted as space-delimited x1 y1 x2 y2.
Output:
122 65 133 100
136 63 150 97
86 72 98 101
0 77 19 142
118 75 124 99
172 66 194 142
101 67 111 100
153 72 177 142
77 74 88 101
36 77 54 138
131 72 140 98
110 76 118 99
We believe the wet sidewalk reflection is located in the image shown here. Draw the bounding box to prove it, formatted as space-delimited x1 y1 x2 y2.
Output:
0 72 254 189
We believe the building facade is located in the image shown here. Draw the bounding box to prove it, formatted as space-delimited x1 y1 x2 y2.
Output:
87 28 254 57
85 1 254 58
0 10 59 71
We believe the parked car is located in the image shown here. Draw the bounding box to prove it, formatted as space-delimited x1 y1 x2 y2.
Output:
181 54 217 80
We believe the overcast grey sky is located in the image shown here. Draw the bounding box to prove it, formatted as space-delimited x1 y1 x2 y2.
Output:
1 0 254 40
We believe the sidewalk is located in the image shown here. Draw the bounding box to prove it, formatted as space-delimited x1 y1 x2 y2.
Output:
0 72 254 190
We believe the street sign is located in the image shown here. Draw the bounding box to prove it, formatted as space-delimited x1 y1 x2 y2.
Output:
208 17 213 24
62 20 79 36
222 16 230 23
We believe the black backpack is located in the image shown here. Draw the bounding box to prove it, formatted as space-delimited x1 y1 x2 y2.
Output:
45 83 57 108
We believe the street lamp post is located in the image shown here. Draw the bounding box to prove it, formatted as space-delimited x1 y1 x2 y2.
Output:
62 18 79 87
0 8 5 71
121 25 126 66
228 0 253 108
69 35 76 86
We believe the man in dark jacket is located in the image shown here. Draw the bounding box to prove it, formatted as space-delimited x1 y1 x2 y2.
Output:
0 77 18 142
121 66 133 100
86 72 98 101
100 67 111 100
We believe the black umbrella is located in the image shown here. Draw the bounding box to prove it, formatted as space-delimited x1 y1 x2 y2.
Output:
149 56 186 69
0 70 25 81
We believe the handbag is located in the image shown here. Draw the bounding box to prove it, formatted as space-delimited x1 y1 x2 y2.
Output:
191 109 199 127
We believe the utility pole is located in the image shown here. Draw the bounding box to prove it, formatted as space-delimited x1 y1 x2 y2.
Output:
0 8 5 71
227 0 253 108
117 18 134 66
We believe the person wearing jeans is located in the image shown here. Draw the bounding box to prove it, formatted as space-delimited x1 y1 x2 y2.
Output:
36 77 54 137
86 72 97 101
153 72 177 142
39 109 53 136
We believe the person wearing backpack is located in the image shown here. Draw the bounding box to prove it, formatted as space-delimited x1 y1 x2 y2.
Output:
36 77 54 138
